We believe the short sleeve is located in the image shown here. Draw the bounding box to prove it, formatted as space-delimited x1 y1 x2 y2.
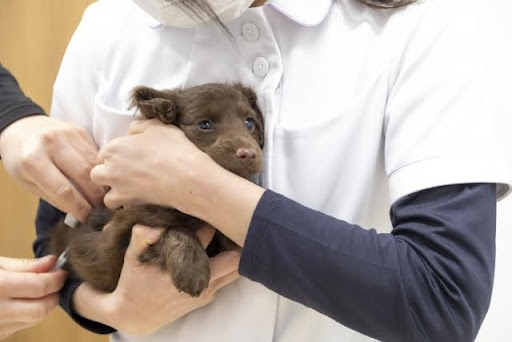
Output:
50 2 104 130
384 0 511 203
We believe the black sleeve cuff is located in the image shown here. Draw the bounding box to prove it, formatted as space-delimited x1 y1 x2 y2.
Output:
0 108 44 133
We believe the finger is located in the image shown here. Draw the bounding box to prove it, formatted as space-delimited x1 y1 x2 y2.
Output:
1 293 59 323
64 127 101 167
125 225 165 260
209 270 240 293
0 269 67 299
209 250 241 282
0 255 55 273
73 126 101 164
196 225 216 249
94 135 128 165
89 163 109 186
52 145 105 207
103 189 132 209
28 180 90 223
27 161 91 222
198 270 240 303
128 119 164 135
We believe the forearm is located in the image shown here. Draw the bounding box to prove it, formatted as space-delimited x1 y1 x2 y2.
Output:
178 158 264 247
238 184 496 342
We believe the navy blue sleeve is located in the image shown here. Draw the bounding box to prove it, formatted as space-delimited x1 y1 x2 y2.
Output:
239 183 496 342
33 199 116 335
0 64 44 134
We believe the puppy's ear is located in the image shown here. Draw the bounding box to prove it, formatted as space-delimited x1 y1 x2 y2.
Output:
233 83 265 148
129 86 179 125
233 83 258 108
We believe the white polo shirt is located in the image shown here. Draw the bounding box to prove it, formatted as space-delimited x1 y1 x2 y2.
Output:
51 0 511 341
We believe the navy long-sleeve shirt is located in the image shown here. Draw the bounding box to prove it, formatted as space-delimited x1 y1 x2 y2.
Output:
34 183 497 341
0 64 44 133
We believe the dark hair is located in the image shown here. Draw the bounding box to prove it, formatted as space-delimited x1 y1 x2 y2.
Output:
174 0 418 13
175 0 232 39
174 0 417 34
358 0 417 8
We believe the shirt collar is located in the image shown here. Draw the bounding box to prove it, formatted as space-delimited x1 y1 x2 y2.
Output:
142 0 334 29
265 0 333 26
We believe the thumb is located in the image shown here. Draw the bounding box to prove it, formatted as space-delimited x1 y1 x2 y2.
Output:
0 255 56 273
128 119 155 135
125 225 164 262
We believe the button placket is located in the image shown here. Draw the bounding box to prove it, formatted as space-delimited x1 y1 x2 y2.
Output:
237 12 283 195
239 18 273 80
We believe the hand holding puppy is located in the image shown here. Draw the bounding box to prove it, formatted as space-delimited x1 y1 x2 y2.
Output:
91 119 213 214
72 225 241 336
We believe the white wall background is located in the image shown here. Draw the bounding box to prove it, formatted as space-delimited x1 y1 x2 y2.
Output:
475 0 512 341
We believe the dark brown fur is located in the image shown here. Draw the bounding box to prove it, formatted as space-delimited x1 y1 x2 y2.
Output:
50 83 264 297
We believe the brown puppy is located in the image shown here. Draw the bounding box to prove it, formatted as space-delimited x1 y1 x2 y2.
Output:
50 83 264 297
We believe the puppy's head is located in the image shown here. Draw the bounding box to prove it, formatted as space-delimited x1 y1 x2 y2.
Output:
131 83 264 179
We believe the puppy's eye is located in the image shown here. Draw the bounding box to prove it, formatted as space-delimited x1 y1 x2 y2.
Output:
245 117 256 131
197 120 213 130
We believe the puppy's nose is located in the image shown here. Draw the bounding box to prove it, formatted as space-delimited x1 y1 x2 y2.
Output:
236 148 257 160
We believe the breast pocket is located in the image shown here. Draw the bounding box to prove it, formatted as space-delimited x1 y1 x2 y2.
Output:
270 76 388 218
92 89 137 148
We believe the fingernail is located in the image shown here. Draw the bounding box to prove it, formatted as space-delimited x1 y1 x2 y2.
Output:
36 255 55 264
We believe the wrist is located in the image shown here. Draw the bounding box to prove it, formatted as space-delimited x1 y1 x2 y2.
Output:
0 115 44 154
72 283 116 328
177 152 221 215
185 158 265 246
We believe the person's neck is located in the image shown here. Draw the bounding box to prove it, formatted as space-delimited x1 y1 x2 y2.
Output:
250 0 267 7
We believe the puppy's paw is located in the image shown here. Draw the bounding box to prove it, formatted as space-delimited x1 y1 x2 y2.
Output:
148 228 211 297
171 248 210 297
138 245 160 263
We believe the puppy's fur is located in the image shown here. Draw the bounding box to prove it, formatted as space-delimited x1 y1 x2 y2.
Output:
50 83 264 297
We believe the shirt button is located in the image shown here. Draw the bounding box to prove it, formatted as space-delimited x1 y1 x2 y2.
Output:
242 22 260 42
253 57 269 78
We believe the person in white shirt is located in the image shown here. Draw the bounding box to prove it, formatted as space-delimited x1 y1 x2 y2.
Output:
33 0 511 341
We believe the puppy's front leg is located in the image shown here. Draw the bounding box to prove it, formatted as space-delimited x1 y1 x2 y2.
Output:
66 220 132 293
139 227 210 297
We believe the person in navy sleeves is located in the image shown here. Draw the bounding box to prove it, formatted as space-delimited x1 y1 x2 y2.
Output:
32 0 512 341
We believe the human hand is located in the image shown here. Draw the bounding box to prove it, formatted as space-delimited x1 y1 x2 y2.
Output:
0 116 106 222
73 225 241 336
91 119 264 246
0 255 68 340
90 119 213 212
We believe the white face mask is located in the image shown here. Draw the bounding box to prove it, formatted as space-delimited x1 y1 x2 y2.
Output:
132 0 254 28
